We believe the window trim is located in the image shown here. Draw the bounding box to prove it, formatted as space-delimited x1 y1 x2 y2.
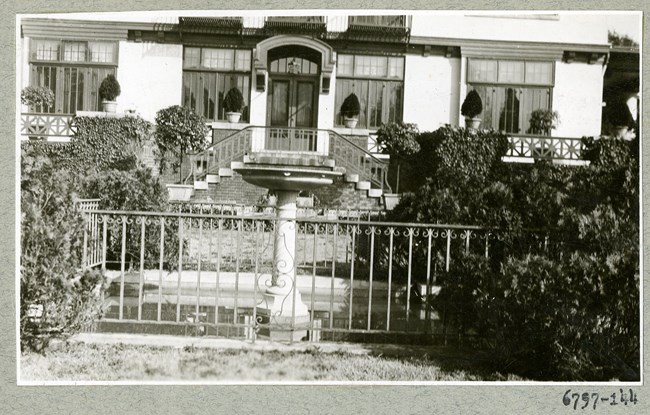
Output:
183 46 252 73
467 58 555 87
29 38 119 66
336 54 405 81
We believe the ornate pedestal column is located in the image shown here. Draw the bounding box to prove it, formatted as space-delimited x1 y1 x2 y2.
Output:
258 190 309 341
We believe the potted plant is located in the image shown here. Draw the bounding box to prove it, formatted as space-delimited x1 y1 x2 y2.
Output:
155 105 210 200
528 109 559 136
223 87 244 123
21 86 55 111
99 74 121 113
340 93 361 128
376 122 420 207
461 90 483 129
607 101 634 139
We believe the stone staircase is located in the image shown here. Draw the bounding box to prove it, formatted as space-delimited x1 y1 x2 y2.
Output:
190 126 391 200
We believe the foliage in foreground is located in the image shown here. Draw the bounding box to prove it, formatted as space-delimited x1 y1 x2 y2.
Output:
390 126 639 381
20 150 106 352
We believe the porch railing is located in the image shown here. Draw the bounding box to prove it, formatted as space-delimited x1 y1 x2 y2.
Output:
20 113 75 140
505 134 586 162
191 126 391 192
80 209 551 342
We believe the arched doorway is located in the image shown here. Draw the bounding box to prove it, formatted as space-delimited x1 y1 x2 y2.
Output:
266 45 320 129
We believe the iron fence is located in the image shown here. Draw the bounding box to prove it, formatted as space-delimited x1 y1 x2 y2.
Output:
79 208 550 343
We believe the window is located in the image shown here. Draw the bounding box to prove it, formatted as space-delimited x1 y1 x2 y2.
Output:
29 39 118 114
335 54 404 129
467 59 554 134
182 47 252 122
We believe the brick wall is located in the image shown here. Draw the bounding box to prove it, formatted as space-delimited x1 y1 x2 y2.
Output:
193 173 268 205
311 178 383 210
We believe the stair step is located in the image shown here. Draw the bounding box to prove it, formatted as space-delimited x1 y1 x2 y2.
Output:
356 181 371 190
193 181 209 190
367 188 383 198
344 174 360 183
206 174 220 184
219 167 233 177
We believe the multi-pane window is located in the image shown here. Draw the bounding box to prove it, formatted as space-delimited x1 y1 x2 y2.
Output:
468 59 554 134
28 39 118 114
182 47 252 122
335 54 404 129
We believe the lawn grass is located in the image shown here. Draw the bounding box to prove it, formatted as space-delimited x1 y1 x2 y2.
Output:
20 341 527 382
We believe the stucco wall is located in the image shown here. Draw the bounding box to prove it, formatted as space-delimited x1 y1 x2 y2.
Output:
403 55 461 131
553 61 604 137
411 14 608 45
117 42 183 122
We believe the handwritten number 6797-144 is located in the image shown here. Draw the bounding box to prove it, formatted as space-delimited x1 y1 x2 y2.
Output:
563 389 638 409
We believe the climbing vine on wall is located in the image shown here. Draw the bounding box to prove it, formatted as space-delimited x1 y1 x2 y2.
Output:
22 115 153 173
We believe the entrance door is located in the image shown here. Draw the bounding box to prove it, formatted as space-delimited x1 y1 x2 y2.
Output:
267 76 318 151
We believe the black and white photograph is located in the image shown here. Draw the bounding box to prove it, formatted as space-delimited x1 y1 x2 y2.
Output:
14 6 642 398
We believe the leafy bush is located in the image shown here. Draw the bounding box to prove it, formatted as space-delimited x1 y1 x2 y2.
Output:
528 109 559 135
81 166 183 271
223 87 244 113
154 105 209 181
21 149 106 352
376 122 420 193
99 74 121 101
340 93 361 118
460 90 483 118
21 86 55 109
398 130 640 380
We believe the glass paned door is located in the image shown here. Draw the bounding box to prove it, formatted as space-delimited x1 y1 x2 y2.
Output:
267 76 318 151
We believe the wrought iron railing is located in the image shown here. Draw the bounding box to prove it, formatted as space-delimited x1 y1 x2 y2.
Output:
80 209 551 342
20 113 75 140
505 135 585 162
191 126 390 192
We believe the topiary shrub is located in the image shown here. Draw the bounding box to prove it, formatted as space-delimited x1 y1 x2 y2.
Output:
21 148 106 352
223 87 244 113
99 74 121 101
21 86 55 110
155 105 210 182
340 93 361 118
460 90 483 119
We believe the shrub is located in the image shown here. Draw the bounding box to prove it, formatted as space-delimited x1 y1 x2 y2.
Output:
528 109 559 135
340 93 361 118
81 167 183 271
99 74 121 101
376 122 420 193
460 90 483 118
406 132 640 380
21 148 106 352
155 105 209 181
223 87 244 113
21 86 55 109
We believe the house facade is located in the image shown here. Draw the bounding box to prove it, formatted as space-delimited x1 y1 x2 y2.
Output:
18 12 613 207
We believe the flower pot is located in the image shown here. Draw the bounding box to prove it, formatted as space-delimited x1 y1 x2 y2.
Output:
102 100 117 113
343 117 358 129
166 184 193 201
465 117 481 129
383 193 401 211
226 112 241 123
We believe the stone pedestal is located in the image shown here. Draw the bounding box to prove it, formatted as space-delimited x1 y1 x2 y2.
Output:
257 190 310 341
